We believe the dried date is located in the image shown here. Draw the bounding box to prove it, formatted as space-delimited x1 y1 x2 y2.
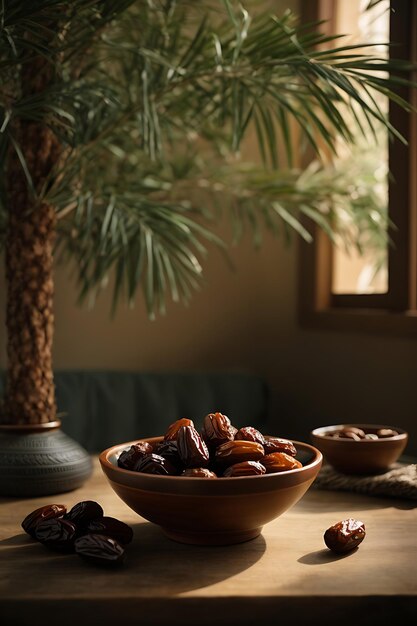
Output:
336 428 363 441
177 425 210 467
235 427 265 446
201 412 236 449
377 428 399 438
223 461 266 477
261 452 302 473
135 453 177 475
118 442 153 470
215 440 264 467
182 468 217 478
34 518 77 551
82 516 133 545
263 437 297 456
64 500 103 526
153 440 183 469
74 533 125 566
341 427 366 438
22 504 67 538
324 518 366 554
164 418 194 441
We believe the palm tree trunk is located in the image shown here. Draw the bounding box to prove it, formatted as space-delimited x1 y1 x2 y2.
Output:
1 56 61 425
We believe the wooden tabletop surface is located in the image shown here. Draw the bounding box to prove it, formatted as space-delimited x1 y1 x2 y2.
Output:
1 458 416 626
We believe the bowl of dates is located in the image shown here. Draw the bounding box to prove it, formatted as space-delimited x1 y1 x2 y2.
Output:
99 413 322 546
311 423 408 475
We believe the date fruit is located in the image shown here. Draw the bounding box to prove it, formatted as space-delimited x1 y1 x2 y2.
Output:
235 427 265 446
164 418 194 441
22 504 67 538
177 425 210 467
337 429 362 441
215 440 264 466
324 518 366 553
341 427 366 439
118 442 153 470
34 518 77 551
182 468 217 478
153 440 183 469
201 412 236 449
261 452 302 473
74 533 125 566
377 428 399 438
65 500 103 526
82 516 133 545
223 461 266 477
135 453 177 475
263 437 297 457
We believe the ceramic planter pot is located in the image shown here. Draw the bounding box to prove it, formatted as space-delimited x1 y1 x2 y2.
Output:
0 420 92 497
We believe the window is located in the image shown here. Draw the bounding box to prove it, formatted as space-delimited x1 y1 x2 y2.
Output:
331 1 390 297
298 0 417 335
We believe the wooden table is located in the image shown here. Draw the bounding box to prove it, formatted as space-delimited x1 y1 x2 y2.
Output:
1 458 416 626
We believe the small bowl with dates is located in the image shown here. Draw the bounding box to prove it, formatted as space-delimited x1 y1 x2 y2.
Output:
311 423 408 475
99 413 322 545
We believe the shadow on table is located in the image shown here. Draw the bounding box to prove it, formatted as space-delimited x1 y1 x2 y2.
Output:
0 533 34 546
297 547 358 565
127 521 267 592
0 521 266 595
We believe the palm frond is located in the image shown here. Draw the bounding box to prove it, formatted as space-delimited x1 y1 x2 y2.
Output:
56 191 224 317
0 0 414 313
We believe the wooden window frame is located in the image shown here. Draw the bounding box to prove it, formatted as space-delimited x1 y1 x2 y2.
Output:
298 0 417 337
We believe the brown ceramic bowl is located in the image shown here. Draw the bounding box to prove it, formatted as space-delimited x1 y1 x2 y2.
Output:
311 424 408 475
99 436 322 546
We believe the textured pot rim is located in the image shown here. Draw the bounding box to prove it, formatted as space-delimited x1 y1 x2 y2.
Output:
0 420 62 434
311 424 408 442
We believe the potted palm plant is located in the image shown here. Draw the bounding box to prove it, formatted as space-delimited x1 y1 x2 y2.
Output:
0 0 413 495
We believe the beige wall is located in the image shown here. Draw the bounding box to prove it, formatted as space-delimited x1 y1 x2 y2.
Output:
0 225 295 373
1 220 416 454
1 0 416 454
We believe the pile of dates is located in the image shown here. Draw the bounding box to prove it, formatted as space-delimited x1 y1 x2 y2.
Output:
117 413 303 477
22 500 132 566
325 426 399 441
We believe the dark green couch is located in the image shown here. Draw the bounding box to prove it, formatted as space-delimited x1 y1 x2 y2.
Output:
0 371 269 452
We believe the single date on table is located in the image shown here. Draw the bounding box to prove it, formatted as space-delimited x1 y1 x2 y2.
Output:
324 518 366 554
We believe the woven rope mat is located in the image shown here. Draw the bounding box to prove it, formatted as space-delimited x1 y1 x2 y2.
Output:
313 463 417 501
